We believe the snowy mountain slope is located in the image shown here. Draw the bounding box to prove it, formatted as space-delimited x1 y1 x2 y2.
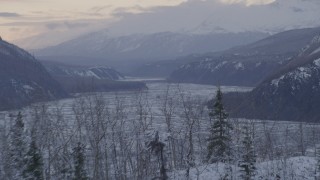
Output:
0 39 68 110
42 61 124 80
35 31 268 63
169 27 320 86
40 61 146 93
226 34 320 121
226 27 320 55
169 54 288 86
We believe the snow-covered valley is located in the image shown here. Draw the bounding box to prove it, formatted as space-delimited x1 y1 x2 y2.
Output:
1 82 320 179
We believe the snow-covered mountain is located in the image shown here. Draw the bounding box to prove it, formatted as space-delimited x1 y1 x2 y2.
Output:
226 34 320 121
187 0 320 35
43 61 124 80
11 0 320 50
169 55 288 86
40 61 146 93
35 31 268 64
169 27 320 86
0 39 68 110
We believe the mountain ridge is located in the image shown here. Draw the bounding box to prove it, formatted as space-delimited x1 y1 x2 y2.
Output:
0 39 68 110
225 34 320 122
35 31 268 64
168 27 320 86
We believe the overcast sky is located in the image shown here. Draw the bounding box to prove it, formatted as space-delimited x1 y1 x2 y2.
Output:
1 0 182 40
1 0 319 49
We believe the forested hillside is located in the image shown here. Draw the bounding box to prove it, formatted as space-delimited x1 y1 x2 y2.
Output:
0 39 68 110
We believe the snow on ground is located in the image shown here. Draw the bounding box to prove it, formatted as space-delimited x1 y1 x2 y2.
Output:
271 75 285 87
170 156 316 180
314 58 320 67
234 62 245 70
311 47 320 56
119 77 167 82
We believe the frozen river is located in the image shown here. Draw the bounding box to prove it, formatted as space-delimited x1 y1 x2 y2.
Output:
16 82 252 116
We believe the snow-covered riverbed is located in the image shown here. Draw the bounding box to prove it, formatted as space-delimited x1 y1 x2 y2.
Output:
1 82 319 180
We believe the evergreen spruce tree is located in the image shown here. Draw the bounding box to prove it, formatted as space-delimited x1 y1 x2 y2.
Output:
73 142 88 180
9 112 27 180
23 135 44 180
207 87 233 163
238 126 256 180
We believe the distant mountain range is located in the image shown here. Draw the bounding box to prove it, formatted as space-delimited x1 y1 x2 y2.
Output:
169 27 320 86
0 39 68 110
14 0 320 50
226 34 320 122
35 31 268 73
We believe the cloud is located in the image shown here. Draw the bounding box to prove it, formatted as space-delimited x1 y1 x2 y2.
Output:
0 21 43 27
101 0 320 36
112 6 149 17
219 0 276 6
90 5 113 13
9 27 21 32
45 21 90 30
0 12 21 17
291 7 303 12
5 0 320 49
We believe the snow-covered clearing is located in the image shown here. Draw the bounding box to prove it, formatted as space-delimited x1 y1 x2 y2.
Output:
171 156 316 180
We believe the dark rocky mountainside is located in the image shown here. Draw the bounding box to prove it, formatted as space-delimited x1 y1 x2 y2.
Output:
226 35 320 122
169 54 288 86
0 39 68 110
41 61 146 93
169 27 320 86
